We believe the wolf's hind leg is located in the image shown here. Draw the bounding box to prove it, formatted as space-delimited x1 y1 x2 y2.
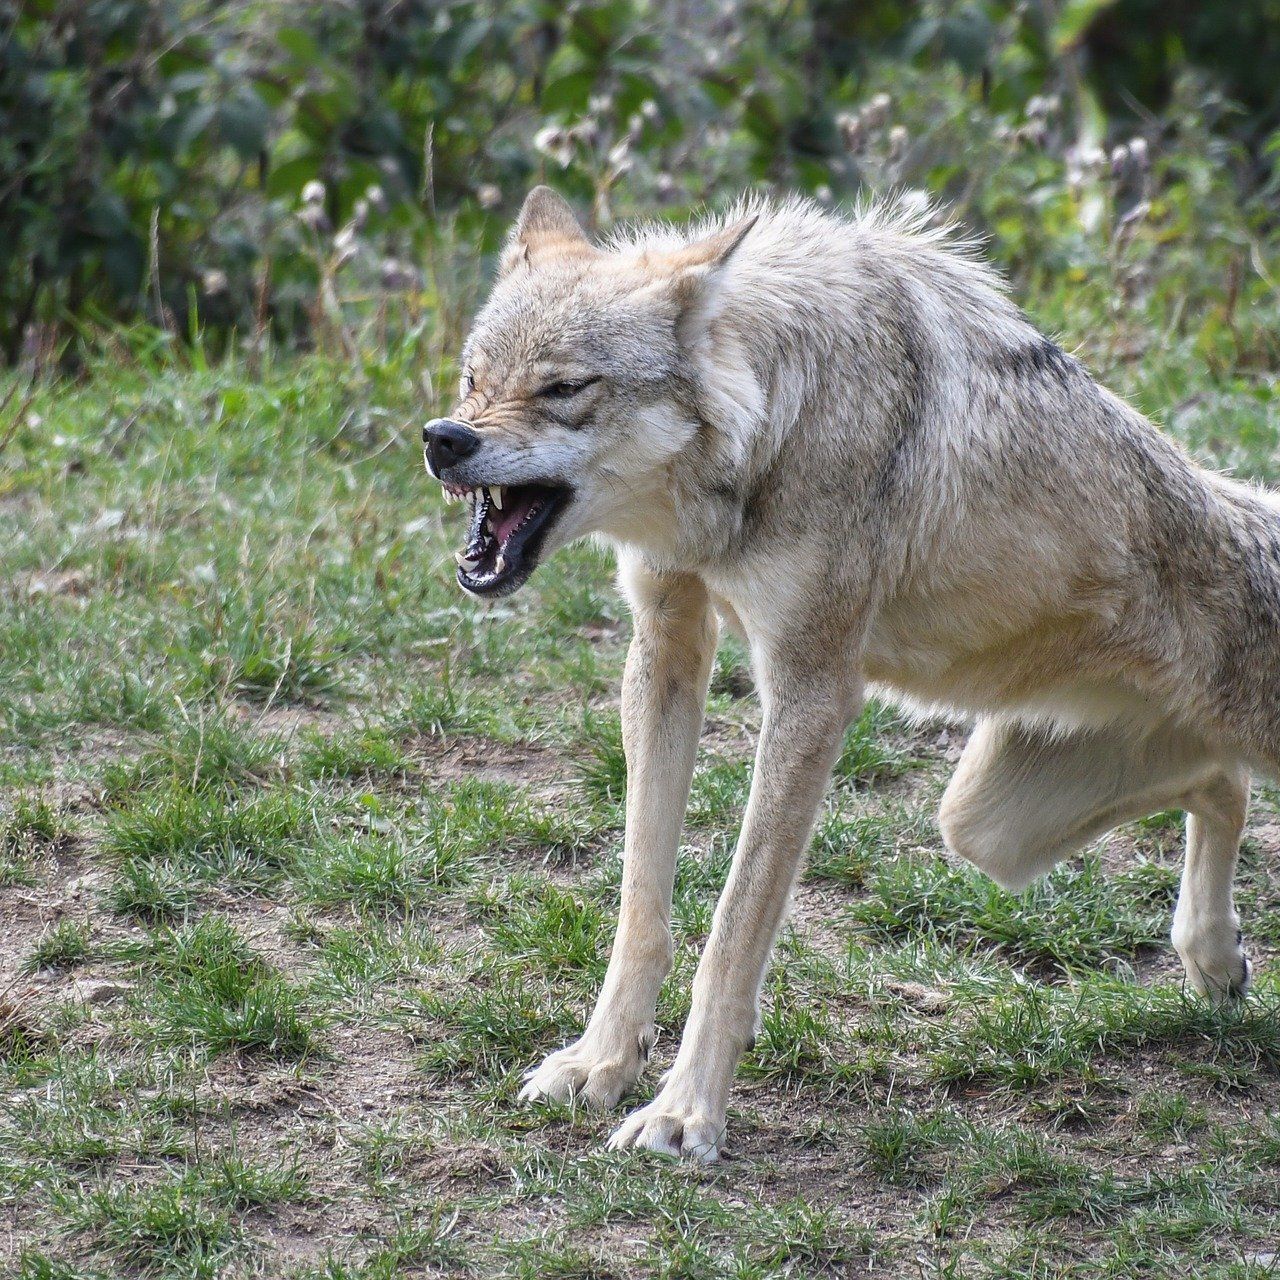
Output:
938 719 1200 893
940 718 1251 1000
1171 766 1251 1002
519 561 717 1109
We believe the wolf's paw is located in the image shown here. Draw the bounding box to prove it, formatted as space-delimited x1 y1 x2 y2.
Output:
518 1031 650 1109
1173 921 1252 1004
606 1089 725 1163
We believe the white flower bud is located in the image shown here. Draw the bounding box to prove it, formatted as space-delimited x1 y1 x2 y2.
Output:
298 203 328 232
334 224 357 257
865 93 892 128
837 111 864 152
533 125 574 168
380 258 418 290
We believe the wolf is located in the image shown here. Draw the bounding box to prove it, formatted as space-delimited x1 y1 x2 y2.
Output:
422 186 1274 1161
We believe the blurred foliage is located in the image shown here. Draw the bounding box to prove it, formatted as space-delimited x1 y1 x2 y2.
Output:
1 0 1278 365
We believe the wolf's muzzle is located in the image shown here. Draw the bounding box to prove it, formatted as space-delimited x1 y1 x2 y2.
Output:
423 418 480 476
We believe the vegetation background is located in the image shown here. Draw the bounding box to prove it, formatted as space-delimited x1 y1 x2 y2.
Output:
2 2 1280 1278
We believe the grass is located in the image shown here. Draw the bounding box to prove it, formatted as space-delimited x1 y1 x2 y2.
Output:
23 919 91 973
61 1181 238 1276
126 915 322 1060
105 787 307 918
849 850 1177 973
1 795 67 885
1 215 1279 1278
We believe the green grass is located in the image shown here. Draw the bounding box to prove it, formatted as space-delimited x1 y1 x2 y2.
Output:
127 915 321 1060
105 787 306 917
1 795 67 885
47 1154 304 1278
23 919 92 973
60 1180 238 1276
849 850 1177 974
297 728 409 782
100 715 289 800
297 832 463 913
2 189 1279 1275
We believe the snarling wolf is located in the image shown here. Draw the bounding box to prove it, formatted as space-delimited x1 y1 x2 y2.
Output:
423 186 1273 1160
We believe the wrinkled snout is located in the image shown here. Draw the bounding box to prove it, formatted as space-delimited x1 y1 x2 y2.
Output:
423 418 480 477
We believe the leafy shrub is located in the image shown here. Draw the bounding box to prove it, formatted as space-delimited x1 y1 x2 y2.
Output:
3 1 1277 364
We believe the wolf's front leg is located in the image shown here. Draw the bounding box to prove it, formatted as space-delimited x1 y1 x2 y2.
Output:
609 653 861 1160
520 564 716 1108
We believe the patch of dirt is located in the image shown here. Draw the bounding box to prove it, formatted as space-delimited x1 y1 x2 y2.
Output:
0 846 93 976
409 732 567 791
232 700 349 739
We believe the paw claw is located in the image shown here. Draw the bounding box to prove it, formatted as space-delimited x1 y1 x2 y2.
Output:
607 1095 724 1163
1227 954 1252 1001
1175 925 1253 1005
518 1036 646 1109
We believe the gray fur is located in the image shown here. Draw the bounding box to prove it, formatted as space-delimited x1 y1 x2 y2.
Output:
434 188 1272 1160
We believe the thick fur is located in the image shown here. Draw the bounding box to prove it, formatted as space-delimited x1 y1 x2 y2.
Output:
436 187 1273 1160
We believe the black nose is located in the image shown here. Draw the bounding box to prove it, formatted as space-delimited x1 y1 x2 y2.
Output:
423 418 481 474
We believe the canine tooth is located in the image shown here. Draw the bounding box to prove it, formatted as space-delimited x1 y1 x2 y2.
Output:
455 551 480 569
494 553 506 573
490 486 504 510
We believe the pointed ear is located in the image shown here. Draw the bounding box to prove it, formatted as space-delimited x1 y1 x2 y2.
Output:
643 214 758 338
661 214 758 276
500 186 593 274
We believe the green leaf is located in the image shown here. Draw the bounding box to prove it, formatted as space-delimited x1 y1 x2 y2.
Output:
1054 0 1121 52
218 86 270 158
265 154 323 199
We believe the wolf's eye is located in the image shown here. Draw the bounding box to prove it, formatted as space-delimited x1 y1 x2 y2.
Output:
538 377 597 399
459 370 475 396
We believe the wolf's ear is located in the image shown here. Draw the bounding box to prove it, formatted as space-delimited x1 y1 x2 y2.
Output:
644 215 758 338
500 187 593 274
662 215 758 277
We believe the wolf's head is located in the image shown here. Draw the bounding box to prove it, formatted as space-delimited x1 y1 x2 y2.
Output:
424 187 756 597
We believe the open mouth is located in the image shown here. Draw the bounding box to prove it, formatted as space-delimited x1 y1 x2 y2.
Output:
441 481 572 596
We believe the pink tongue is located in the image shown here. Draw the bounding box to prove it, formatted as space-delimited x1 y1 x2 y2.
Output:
493 493 536 543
